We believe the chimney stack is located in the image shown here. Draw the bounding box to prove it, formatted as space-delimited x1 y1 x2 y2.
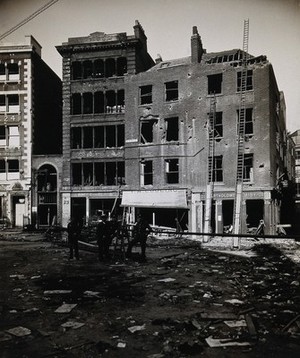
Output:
191 26 204 63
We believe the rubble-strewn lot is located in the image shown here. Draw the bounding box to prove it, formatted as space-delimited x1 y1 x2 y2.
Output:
0 231 300 357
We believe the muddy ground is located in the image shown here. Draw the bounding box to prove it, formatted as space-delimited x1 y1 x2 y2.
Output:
0 231 300 357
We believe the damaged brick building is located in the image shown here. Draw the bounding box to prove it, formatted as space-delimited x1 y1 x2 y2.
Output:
56 21 292 235
0 36 62 228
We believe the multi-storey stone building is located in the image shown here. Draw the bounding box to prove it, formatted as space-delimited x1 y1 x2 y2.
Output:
0 36 62 227
57 21 292 235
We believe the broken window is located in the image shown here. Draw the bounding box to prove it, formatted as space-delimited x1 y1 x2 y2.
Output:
141 160 153 186
71 93 81 115
117 57 127 76
83 163 93 185
8 126 19 147
7 94 19 113
165 159 179 184
94 91 105 113
83 60 93 79
165 117 179 141
140 85 152 105
71 127 82 149
94 126 105 148
237 108 253 135
208 74 222 94
83 127 93 148
106 162 116 185
141 120 156 143
117 90 125 112
106 90 116 113
94 59 104 78
214 112 223 139
106 126 116 147
72 163 82 185
165 81 178 101
105 58 116 77
7 63 19 80
237 70 253 91
117 161 125 185
94 162 105 185
210 155 223 182
71 61 82 80
117 125 125 147
0 160 5 179
83 93 93 114
0 95 5 111
243 153 254 182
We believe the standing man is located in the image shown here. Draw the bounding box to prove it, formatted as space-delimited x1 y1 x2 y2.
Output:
96 213 109 260
67 217 81 260
126 214 152 261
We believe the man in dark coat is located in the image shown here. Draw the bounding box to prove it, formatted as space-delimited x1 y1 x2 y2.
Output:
67 217 81 260
96 213 111 260
126 214 152 261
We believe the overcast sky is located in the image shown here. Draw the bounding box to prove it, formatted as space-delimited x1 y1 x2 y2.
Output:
0 0 299 133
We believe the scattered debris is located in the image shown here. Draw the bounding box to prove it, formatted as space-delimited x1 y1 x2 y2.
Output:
224 319 247 328
117 342 126 348
205 335 251 348
6 326 31 337
83 290 100 297
225 299 244 305
128 324 146 333
44 290 72 295
61 321 85 329
55 303 77 313
157 278 176 283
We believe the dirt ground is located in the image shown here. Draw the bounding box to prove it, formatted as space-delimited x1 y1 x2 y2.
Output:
0 231 300 357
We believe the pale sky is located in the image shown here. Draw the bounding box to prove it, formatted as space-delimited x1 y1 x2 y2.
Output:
0 0 299 133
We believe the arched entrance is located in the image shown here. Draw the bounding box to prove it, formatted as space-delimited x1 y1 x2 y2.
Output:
37 164 58 227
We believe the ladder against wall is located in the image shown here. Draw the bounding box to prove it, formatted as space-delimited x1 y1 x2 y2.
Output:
233 19 249 247
203 95 216 241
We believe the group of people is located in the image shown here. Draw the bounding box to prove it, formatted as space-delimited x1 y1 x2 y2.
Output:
67 212 152 262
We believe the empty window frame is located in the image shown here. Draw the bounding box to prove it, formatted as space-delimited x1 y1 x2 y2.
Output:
83 93 93 114
0 64 5 77
214 112 223 139
140 85 152 105
7 159 19 179
71 93 81 115
94 60 104 78
72 161 125 186
243 153 254 182
71 125 124 149
116 57 127 76
141 120 156 143
208 74 222 94
165 81 178 101
105 58 116 77
165 117 179 141
94 91 105 114
71 61 82 80
237 70 253 91
237 108 253 135
0 95 19 112
210 155 223 182
0 63 19 81
82 60 93 79
165 158 179 184
141 160 153 185
296 150 300 160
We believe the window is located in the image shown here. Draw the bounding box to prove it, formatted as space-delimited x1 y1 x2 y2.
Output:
0 126 5 146
0 63 19 81
0 64 5 77
7 159 19 179
0 160 5 179
140 85 152 105
94 60 104 78
72 161 124 186
296 183 300 196
210 156 223 182
141 160 153 185
8 126 20 147
165 81 178 101
237 108 253 135
295 151 300 160
237 70 253 91
105 58 116 77
117 57 127 76
83 93 93 114
71 61 82 80
165 117 179 141
213 112 223 139
71 125 125 149
71 93 81 115
141 120 156 143
208 74 222 94
7 63 19 75
83 60 93 79
243 154 253 182
165 159 179 184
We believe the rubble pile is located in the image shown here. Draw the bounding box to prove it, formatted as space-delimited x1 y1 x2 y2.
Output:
0 236 299 357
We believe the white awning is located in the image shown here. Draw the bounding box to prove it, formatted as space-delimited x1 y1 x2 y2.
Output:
121 190 188 209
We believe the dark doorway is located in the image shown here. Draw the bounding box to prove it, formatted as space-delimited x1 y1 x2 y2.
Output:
222 200 234 226
246 199 264 229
